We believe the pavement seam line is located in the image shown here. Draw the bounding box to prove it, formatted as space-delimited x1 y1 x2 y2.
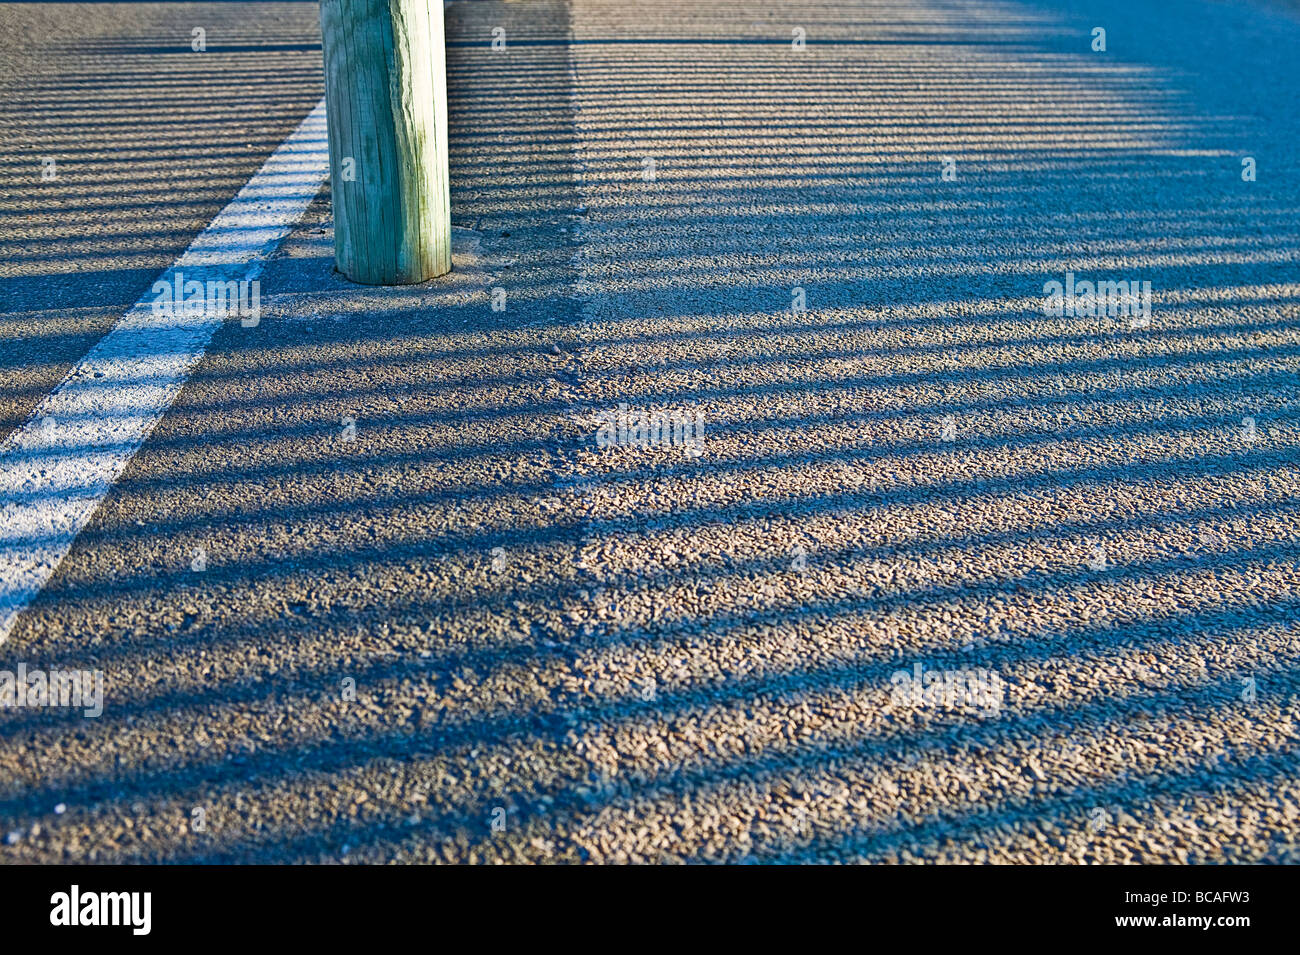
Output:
0 98 330 645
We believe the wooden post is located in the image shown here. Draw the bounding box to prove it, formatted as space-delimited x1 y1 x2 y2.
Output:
319 0 452 284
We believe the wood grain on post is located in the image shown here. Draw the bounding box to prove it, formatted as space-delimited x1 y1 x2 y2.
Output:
319 0 451 284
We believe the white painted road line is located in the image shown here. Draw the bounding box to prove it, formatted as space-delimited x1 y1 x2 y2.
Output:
0 98 330 644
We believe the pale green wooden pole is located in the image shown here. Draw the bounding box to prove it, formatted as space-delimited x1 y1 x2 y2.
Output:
319 0 452 284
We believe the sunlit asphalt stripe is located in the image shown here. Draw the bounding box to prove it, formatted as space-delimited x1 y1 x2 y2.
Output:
0 98 329 644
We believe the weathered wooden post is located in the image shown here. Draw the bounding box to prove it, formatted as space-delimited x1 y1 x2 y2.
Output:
318 0 451 284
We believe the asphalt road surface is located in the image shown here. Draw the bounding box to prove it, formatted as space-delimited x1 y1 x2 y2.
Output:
1 0 1298 863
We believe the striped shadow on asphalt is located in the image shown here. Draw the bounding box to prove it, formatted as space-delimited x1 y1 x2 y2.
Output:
0 99 329 644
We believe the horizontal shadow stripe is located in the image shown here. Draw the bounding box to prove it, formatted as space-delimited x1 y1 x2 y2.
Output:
447 37 1043 48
